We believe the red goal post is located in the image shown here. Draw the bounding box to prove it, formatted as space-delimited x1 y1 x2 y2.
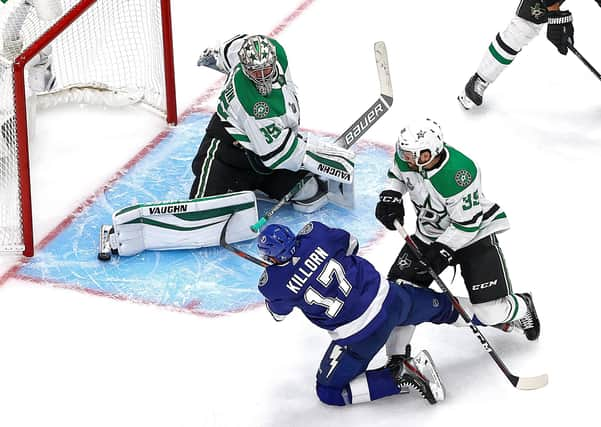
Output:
0 0 177 257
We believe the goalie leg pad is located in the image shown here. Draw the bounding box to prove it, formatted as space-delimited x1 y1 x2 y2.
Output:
327 180 355 209
108 191 258 257
291 176 329 213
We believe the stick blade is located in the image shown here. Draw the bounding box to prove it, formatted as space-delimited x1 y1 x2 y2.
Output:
374 41 393 101
516 374 548 391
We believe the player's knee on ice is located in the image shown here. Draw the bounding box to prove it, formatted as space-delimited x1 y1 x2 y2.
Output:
316 384 349 406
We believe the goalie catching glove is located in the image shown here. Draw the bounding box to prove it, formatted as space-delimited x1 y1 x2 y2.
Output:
197 34 247 74
300 134 355 185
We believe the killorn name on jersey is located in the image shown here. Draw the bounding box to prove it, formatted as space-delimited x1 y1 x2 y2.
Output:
286 246 329 293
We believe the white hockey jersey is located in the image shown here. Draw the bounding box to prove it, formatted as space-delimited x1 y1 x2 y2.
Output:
387 144 510 251
215 37 304 171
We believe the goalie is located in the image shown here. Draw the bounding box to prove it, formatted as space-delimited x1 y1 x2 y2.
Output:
192 34 355 212
98 34 355 260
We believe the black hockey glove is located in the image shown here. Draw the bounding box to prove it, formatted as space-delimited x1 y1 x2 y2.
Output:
546 10 574 55
375 190 404 230
419 242 455 274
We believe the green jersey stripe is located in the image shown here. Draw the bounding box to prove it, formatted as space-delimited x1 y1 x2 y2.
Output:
452 222 480 233
269 136 299 169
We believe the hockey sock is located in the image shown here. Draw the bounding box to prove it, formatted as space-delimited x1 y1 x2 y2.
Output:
348 369 400 404
452 295 528 326
385 325 415 357
476 16 543 83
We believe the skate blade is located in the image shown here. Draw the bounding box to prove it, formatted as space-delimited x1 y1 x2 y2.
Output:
413 350 445 402
98 224 113 261
457 93 476 110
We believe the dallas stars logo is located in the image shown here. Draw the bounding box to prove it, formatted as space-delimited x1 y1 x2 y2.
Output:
253 101 270 119
413 195 448 235
530 3 546 22
455 169 473 187
416 130 426 139
397 253 412 270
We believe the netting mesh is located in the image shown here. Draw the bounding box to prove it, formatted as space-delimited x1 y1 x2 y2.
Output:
0 57 23 252
0 0 169 253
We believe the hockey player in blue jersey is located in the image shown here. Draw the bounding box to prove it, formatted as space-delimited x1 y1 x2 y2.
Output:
256 221 462 406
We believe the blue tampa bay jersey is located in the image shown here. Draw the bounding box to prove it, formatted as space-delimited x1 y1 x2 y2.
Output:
258 222 390 343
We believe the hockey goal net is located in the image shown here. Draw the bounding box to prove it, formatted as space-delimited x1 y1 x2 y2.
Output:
0 0 177 256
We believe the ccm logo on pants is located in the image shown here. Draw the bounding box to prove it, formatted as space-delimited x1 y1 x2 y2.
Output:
472 280 498 291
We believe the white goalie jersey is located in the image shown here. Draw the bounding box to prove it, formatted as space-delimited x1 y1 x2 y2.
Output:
217 40 303 171
387 144 510 251
206 34 354 184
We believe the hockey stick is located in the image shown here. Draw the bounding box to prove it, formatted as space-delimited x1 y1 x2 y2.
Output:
393 220 548 391
250 41 393 232
568 43 601 81
220 213 271 268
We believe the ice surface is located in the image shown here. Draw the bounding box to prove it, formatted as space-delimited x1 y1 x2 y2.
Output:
1 0 600 426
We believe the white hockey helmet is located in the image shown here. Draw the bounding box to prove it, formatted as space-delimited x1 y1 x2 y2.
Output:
238 35 277 96
396 118 444 170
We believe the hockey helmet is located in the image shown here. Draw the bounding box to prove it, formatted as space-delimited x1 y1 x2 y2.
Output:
257 224 296 263
396 118 444 170
238 35 277 96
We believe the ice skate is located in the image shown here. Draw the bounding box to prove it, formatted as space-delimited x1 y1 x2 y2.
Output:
98 224 118 261
512 293 540 341
458 73 489 110
391 349 445 404
492 322 514 333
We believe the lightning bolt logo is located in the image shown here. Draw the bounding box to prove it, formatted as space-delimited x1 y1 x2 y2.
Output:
326 345 344 378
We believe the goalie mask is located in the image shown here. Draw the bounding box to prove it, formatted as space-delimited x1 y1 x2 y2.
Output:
396 118 444 171
257 224 296 263
238 35 277 96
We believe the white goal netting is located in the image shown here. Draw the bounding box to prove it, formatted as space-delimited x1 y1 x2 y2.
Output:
0 0 174 254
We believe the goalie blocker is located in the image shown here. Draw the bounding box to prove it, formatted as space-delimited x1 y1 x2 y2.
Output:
98 191 258 260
